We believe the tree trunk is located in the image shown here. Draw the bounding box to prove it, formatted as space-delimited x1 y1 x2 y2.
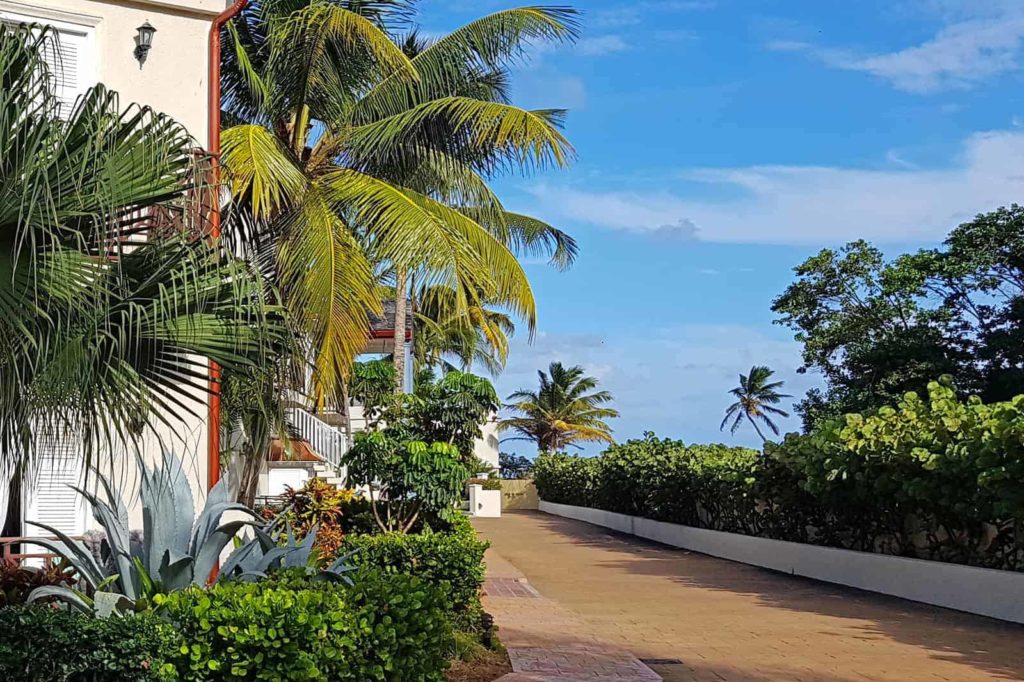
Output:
237 446 263 507
746 413 768 443
393 266 407 394
340 380 353 444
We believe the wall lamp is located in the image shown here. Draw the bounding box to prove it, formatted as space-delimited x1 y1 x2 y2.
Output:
134 21 156 66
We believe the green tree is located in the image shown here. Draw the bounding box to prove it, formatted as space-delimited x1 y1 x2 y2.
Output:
218 1 580 401
773 207 1024 429
720 366 791 442
501 362 619 451
0 24 283 466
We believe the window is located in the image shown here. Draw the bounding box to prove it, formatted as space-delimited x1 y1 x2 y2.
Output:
0 2 97 118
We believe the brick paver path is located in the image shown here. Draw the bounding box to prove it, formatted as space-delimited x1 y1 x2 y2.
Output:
475 511 1024 682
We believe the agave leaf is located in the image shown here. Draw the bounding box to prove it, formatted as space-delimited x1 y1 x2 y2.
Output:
159 552 196 593
70 483 136 600
24 521 105 587
281 524 319 568
218 535 263 580
141 451 195 576
95 591 134 618
28 585 94 614
253 545 293 572
192 519 253 586
191 501 258 556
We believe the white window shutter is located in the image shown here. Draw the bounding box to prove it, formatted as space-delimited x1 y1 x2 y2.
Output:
1 17 91 119
24 436 86 536
40 28 86 118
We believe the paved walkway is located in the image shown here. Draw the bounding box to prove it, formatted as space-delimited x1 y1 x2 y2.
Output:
474 511 1024 682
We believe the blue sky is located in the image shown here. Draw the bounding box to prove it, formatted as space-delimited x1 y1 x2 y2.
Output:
417 0 1024 452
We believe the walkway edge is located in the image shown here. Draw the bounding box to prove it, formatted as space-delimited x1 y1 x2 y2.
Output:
539 500 1024 625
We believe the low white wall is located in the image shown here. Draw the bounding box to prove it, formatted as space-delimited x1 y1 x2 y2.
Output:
539 500 1024 625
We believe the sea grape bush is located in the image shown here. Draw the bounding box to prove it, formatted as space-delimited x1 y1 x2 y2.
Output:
535 382 1024 571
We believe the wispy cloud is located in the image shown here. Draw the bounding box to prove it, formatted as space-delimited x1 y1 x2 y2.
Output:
575 35 628 57
496 325 815 453
524 129 1024 245
769 4 1024 92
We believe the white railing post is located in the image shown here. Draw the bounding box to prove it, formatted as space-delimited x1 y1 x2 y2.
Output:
285 408 349 476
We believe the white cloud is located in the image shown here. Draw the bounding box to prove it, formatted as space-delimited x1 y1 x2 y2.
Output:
771 4 1024 92
496 325 816 453
524 129 1024 245
575 35 628 57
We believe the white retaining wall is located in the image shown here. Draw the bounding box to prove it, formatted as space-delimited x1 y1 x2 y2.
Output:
538 500 1024 625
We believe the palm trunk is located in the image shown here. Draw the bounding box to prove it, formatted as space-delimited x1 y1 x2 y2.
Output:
746 413 768 443
393 266 407 394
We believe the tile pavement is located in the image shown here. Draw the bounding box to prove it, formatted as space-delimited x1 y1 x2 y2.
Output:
477 511 1024 682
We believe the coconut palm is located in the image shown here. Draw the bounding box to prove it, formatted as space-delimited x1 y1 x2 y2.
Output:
501 362 618 451
412 284 516 376
720 365 792 442
0 24 285 467
218 1 580 402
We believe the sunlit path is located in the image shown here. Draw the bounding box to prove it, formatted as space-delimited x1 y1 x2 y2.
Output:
476 512 1024 682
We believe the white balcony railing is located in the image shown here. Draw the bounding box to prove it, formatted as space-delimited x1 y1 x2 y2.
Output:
286 407 348 472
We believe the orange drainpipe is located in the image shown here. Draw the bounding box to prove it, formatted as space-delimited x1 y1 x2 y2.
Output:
207 0 249 492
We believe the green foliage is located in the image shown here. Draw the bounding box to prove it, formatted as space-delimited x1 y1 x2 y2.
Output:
349 359 397 422
0 606 178 681
157 568 451 681
770 380 1024 566
774 206 1024 429
27 451 258 615
536 387 1024 570
340 515 488 625
410 369 499 456
720 365 791 441
0 24 285 466
501 362 619 451
499 452 534 479
344 431 470 533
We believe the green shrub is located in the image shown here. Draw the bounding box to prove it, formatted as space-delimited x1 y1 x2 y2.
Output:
341 515 488 625
534 384 1024 570
0 606 178 681
157 568 451 681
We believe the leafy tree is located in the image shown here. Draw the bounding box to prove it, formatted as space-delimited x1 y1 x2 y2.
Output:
774 206 1024 429
499 452 533 479
501 362 619 451
720 366 791 442
0 24 284 466
344 432 469 533
219 1 580 402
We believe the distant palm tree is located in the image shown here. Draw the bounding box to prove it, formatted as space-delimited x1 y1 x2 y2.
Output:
721 366 792 442
501 362 618 451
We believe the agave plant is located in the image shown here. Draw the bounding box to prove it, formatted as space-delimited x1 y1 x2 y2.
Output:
27 451 258 615
219 521 356 585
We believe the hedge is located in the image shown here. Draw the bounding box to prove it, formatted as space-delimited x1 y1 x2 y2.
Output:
534 381 1024 571
340 514 488 630
0 606 178 681
157 568 451 681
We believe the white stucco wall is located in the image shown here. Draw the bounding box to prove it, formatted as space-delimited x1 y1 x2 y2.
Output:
0 0 222 146
3 0 222 532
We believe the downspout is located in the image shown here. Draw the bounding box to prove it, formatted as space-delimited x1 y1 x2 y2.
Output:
207 0 249 492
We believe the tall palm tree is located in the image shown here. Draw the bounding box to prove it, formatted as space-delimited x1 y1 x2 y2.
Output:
720 366 792 442
501 362 618 451
0 24 285 468
218 1 580 403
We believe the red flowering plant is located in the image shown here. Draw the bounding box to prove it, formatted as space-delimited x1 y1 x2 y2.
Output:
259 478 354 562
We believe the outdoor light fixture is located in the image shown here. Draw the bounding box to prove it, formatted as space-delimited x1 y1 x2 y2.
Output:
134 21 156 65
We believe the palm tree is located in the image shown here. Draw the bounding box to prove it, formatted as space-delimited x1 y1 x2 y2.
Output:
720 366 792 442
501 362 618 451
218 2 580 403
0 24 285 468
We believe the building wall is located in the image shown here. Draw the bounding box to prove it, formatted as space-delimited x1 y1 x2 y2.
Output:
2 0 222 534
0 0 221 146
